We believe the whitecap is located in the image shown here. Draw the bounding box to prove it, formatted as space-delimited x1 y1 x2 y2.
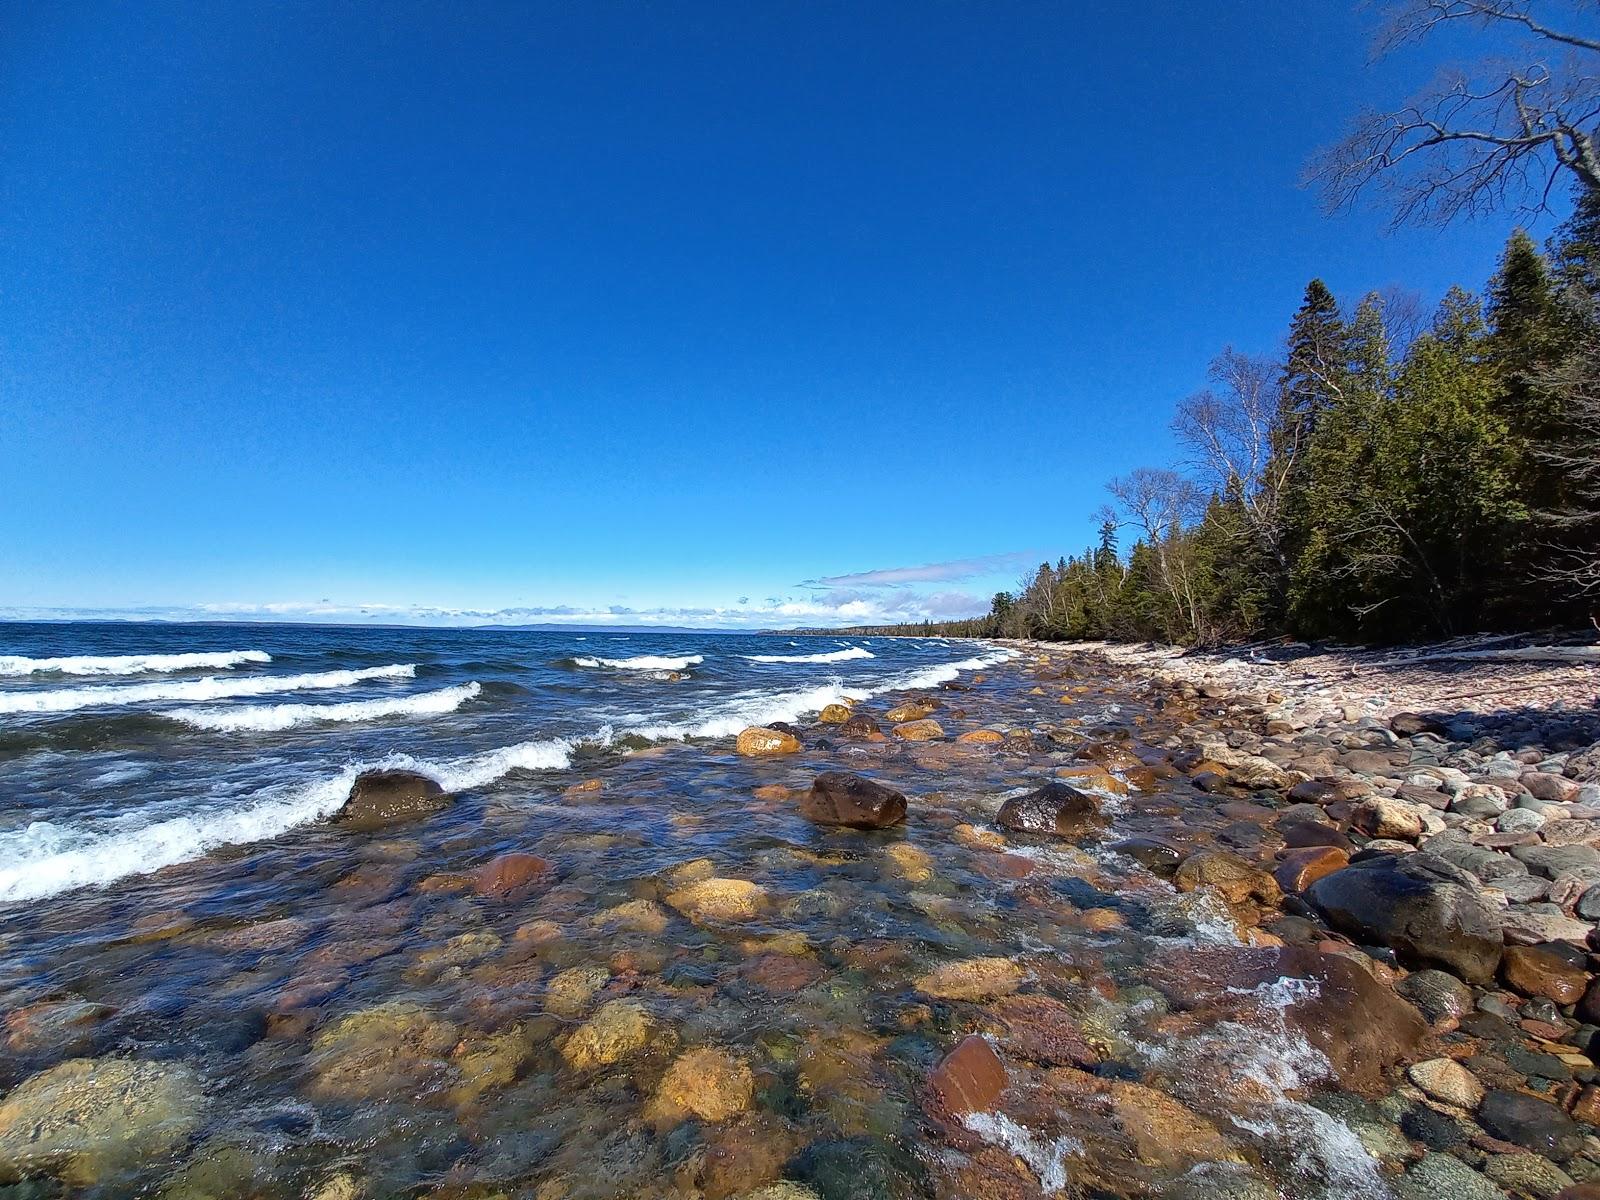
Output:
570 654 703 671
962 1111 1079 1193
161 682 481 733
0 664 415 715
0 650 271 677
744 647 875 664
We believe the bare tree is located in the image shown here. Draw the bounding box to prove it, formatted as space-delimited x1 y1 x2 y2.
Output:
1106 468 1207 639
1171 348 1294 570
1314 0 1600 226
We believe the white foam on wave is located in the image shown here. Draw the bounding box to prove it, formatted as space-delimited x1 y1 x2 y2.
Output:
744 647 875 664
0 650 271 677
161 683 481 733
571 654 703 671
0 664 415 715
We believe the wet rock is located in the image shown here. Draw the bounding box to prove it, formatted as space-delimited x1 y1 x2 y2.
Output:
0 1057 205 1186
1392 712 1447 737
1153 945 1426 1094
890 719 945 742
1397 969 1475 1023
885 843 933 883
737 727 801 757
839 713 882 739
914 957 1025 1001
1408 1058 1485 1109
732 1186 823 1200
648 1047 754 1125
995 782 1104 840
956 729 1006 745
666 877 769 923
986 994 1100 1067
885 699 938 723
472 851 550 899
1174 850 1283 913
1394 1152 1507 1200
1478 1089 1582 1159
561 999 660 1070
799 772 907 829
1273 846 1349 894
545 966 610 1018
1503 944 1590 1005
1306 852 1504 983
336 769 450 832
1288 779 1341 805
818 703 853 724
1111 836 1184 877
1485 1152 1574 1197
926 1035 1006 1118
306 1002 457 1100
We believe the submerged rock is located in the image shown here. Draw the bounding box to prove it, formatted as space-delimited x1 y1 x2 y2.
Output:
799 772 907 829
0 1057 205 1186
926 1035 1006 1118
665 877 769 923
995 781 1104 840
1305 851 1504 983
890 719 945 742
336 769 451 832
914 957 1024 1001
472 851 550 898
561 999 661 1070
648 1047 754 1125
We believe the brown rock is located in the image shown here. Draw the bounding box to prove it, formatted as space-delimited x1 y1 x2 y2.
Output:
473 852 550 899
1502 944 1589 1006
914 957 1025 1001
1174 850 1283 909
799 772 907 829
648 1048 754 1125
838 712 882 739
1525 772 1583 803
956 729 1006 745
987 994 1100 1067
926 1035 1006 1118
818 703 853 724
736 727 801 757
336 769 451 832
1351 796 1424 841
996 782 1104 840
891 719 945 742
885 699 939 723
1274 846 1350 894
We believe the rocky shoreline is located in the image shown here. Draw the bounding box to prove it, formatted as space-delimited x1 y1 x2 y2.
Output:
3 637 1600 1198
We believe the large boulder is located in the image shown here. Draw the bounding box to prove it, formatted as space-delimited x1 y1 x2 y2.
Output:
799 772 907 829
1306 852 1504 983
336 769 451 832
1153 945 1427 1095
736 727 801 757
996 782 1104 840
0 1057 205 1186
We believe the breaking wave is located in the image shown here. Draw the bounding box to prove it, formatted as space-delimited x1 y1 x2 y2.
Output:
161 683 481 733
0 650 271 677
743 647 875 664
0 665 415 715
570 653 704 671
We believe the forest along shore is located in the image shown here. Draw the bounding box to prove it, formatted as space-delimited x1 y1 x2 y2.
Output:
999 637 1600 1198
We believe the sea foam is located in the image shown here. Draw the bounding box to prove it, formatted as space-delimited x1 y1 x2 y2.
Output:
0 664 416 715
743 647 875 664
571 653 704 671
0 650 271 677
161 682 481 733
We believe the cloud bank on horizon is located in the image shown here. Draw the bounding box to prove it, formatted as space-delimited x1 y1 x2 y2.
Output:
1 554 1028 629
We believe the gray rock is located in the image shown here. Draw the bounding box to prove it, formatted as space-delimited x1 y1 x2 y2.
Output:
1483 1152 1573 1197
1576 884 1600 921
1498 808 1546 834
1511 843 1600 881
1496 875 1552 903
1392 1153 1506 1200
1478 1089 1581 1160
1397 969 1475 1023
1305 851 1504 983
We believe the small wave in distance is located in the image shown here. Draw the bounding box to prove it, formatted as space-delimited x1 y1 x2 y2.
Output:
0 664 416 715
0 650 271 677
161 682 482 733
744 647 874 664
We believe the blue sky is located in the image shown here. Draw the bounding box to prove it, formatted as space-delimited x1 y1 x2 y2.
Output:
0 2 1559 628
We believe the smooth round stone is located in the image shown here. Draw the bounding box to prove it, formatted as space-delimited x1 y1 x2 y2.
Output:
1578 885 1600 922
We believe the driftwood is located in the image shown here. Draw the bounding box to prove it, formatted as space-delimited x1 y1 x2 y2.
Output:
1368 646 1600 669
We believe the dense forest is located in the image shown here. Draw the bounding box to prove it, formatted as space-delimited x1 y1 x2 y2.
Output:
845 190 1600 647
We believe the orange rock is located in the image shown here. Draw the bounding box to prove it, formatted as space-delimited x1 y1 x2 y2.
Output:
735 726 800 756
1080 908 1126 933
1502 944 1589 1006
473 852 550 899
752 784 792 802
927 1034 1007 1117
1273 846 1350 894
891 719 945 741
956 729 1005 745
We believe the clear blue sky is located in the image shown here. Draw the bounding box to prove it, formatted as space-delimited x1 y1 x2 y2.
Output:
0 1 1549 628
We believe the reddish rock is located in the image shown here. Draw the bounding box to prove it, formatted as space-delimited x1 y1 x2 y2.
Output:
927 1034 1007 1118
799 772 907 829
1525 772 1583 803
1502 944 1589 1006
1274 846 1350 894
740 954 828 994
473 852 551 899
988 994 1100 1067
